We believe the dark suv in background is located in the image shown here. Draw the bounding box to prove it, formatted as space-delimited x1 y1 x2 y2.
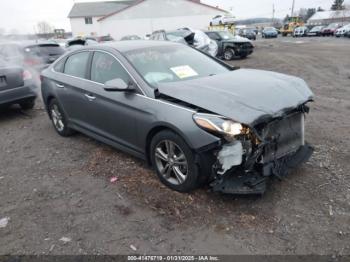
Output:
0 41 65 72
237 28 257 40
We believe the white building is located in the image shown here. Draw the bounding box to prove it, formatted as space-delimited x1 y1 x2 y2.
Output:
68 0 228 39
307 10 350 26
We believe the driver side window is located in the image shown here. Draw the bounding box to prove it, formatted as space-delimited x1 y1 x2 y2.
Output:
90 51 131 85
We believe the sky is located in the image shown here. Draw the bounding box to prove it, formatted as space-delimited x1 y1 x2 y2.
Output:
0 0 349 34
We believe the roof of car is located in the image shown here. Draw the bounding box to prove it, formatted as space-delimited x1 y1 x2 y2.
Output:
100 40 181 52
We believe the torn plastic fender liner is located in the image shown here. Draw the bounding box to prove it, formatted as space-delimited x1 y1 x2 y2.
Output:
212 144 314 195
217 141 243 175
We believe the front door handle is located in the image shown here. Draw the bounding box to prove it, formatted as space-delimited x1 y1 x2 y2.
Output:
56 83 65 88
85 94 96 101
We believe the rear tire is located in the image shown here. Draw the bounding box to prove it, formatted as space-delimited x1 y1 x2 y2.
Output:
20 99 35 110
150 130 200 193
48 98 74 137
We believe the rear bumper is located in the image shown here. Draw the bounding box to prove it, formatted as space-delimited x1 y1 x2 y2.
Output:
0 82 37 106
211 144 313 195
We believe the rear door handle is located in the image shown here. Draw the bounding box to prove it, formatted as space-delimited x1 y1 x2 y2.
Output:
56 83 65 88
85 94 96 101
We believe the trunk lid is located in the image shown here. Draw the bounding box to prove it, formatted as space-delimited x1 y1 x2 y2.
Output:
0 62 24 91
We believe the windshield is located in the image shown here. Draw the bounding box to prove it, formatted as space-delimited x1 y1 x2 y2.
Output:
124 45 229 86
217 31 235 39
265 28 276 32
327 23 338 29
311 26 322 31
245 29 255 33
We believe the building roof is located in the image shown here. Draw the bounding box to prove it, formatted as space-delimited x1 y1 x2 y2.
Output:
68 1 137 18
68 0 228 21
97 0 228 21
308 10 350 21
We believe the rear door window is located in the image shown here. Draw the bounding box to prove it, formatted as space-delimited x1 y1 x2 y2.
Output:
90 51 131 85
64 52 90 78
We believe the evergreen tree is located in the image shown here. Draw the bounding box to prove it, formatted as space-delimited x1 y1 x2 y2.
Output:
331 0 345 10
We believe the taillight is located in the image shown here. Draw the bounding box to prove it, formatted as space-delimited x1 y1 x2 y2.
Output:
23 70 32 81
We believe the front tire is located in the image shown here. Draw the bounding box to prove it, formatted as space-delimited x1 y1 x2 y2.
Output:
48 98 74 137
150 130 200 193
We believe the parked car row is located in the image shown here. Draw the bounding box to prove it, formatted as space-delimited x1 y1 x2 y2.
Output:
293 23 350 37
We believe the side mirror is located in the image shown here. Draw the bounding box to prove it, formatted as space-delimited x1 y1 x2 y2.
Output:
104 78 134 92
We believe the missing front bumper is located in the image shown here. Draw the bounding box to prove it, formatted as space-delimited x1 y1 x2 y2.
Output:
211 144 314 195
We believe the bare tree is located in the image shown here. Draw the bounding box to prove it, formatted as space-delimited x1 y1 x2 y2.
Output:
36 21 53 38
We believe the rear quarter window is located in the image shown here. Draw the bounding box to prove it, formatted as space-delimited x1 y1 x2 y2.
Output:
53 57 66 73
63 52 90 78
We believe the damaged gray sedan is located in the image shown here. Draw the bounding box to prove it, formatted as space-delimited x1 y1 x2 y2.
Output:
41 41 314 195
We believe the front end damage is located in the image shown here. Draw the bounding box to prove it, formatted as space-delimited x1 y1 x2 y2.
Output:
208 107 313 195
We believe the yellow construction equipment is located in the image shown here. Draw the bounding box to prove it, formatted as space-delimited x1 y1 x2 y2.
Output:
208 24 235 34
280 16 304 36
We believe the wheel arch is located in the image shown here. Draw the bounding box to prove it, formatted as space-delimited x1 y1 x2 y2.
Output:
45 95 56 117
144 123 194 166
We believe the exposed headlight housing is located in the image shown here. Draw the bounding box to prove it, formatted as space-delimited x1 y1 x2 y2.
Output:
193 113 243 140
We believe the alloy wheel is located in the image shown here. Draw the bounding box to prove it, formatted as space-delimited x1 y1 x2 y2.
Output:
154 140 188 186
51 104 65 132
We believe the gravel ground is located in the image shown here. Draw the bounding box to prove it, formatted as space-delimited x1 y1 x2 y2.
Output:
0 37 349 255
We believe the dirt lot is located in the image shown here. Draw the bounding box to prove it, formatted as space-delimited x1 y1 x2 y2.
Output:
0 37 349 255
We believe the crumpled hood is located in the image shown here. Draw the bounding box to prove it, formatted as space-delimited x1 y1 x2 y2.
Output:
157 69 314 126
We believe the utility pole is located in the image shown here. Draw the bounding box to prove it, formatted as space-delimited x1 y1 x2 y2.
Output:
291 0 295 16
272 4 275 25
